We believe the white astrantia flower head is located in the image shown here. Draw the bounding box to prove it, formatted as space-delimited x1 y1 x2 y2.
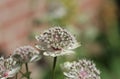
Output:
12 45 41 63
62 59 101 79
0 56 21 79
35 26 80 57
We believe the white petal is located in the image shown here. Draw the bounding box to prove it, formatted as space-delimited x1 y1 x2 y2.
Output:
68 43 81 50
1 77 6 79
30 55 41 62
35 35 40 41
62 50 75 55
64 72 75 78
43 52 56 57
35 45 45 50
8 67 20 77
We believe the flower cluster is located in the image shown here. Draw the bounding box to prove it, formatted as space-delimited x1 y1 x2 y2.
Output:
35 27 80 57
62 59 101 79
0 57 21 79
0 26 101 79
12 46 41 63
0 45 41 79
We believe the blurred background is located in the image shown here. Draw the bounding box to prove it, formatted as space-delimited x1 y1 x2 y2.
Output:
0 0 120 79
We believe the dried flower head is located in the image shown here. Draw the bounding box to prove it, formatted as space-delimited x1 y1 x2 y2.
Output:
0 57 21 79
12 46 41 63
35 27 80 57
62 59 101 79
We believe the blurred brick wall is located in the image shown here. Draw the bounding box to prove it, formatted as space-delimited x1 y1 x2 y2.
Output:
0 0 46 55
0 0 102 55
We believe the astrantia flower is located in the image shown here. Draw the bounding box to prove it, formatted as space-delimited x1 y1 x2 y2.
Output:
62 59 101 79
35 27 80 57
12 46 41 63
0 57 21 79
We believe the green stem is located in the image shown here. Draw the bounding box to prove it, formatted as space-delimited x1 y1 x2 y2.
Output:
25 63 30 79
51 57 57 79
16 74 18 79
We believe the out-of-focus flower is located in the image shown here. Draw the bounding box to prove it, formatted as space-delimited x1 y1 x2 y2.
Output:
35 27 80 57
12 46 41 63
62 59 100 79
48 1 67 19
0 57 21 79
